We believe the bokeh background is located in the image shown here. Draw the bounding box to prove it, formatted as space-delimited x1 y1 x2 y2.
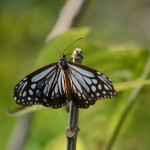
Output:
1 0 150 150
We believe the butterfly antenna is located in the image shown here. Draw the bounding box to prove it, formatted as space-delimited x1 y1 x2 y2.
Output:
63 38 83 54
51 44 61 55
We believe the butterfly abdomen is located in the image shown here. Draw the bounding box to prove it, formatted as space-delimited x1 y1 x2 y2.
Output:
64 72 72 102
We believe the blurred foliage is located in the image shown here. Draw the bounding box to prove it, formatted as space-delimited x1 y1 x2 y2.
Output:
0 0 150 150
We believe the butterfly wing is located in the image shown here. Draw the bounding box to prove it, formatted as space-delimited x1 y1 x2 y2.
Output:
67 62 117 108
14 63 67 108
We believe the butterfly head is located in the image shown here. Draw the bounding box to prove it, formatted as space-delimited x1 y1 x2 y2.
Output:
58 54 68 70
60 54 66 60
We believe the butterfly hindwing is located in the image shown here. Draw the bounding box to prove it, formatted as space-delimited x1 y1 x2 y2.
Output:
14 62 67 108
67 62 117 108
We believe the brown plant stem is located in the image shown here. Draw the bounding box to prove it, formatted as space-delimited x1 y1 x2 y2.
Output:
66 48 83 150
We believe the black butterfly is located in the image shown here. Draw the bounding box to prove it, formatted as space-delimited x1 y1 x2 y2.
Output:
14 54 117 109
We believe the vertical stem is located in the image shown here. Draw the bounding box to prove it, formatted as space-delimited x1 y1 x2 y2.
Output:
66 48 83 150
67 103 79 150
104 51 150 150
7 113 32 150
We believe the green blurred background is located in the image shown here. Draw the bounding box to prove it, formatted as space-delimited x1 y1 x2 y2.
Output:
1 0 150 150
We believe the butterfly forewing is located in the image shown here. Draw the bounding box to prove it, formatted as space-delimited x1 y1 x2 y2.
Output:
67 62 117 108
14 62 67 108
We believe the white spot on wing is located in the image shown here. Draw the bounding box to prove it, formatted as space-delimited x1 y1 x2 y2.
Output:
104 84 109 90
31 84 36 89
98 75 112 85
52 92 54 97
29 90 33 95
96 93 100 96
98 84 102 90
70 69 90 92
103 91 106 94
36 90 41 96
28 97 31 100
19 82 27 96
23 91 26 97
19 81 23 85
55 84 58 93
83 76 92 85
35 97 39 101
78 92 81 96
109 92 113 95
83 94 86 99
31 66 55 82
47 72 56 91
68 64 94 77
71 76 82 93
43 84 48 94
91 85 96 92
42 98 47 102
23 77 27 81
92 79 97 84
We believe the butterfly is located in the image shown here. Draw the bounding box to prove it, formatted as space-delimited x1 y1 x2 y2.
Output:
14 53 117 109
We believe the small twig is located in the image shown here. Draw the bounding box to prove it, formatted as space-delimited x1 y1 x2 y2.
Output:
104 50 150 150
66 48 83 150
7 105 45 116
46 0 85 42
66 103 79 150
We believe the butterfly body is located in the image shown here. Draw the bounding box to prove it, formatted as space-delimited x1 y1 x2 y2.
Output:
14 54 117 109
64 71 72 102
57 54 72 102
